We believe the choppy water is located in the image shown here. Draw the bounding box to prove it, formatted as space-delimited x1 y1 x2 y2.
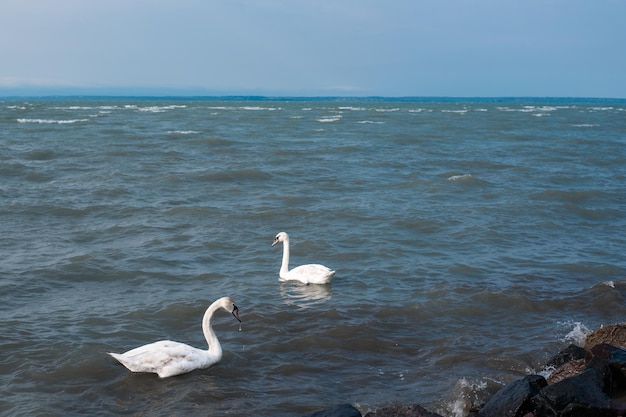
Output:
1 97 625 417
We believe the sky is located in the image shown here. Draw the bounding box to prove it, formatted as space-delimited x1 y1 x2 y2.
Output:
1 0 626 98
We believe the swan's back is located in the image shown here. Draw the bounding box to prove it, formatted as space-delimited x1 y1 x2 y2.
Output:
283 263 336 284
109 340 220 378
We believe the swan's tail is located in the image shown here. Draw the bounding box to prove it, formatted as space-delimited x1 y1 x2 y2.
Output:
108 352 136 371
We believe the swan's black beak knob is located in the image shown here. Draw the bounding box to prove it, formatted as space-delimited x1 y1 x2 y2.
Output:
232 305 241 322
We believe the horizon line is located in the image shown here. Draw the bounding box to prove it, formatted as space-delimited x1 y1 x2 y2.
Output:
1 94 625 102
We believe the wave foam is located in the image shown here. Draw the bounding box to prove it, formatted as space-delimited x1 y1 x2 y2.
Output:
122 104 186 113
447 173 472 181
559 321 591 346
317 115 342 123
167 130 200 135
442 377 493 417
17 118 88 124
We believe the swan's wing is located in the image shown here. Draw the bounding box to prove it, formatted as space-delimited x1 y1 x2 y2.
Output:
120 340 183 357
109 340 211 377
287 264 336 284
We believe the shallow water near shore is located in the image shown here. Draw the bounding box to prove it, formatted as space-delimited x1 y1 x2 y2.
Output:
1 97 625 416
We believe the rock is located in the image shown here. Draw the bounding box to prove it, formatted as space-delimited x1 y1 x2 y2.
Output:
591 344 626 376
585 324 626 350
545 344 587 369
477 374 547 417
531 369 615 417
585 355 613 393
363 404 444 417
547 359 586 384
302 404 362 417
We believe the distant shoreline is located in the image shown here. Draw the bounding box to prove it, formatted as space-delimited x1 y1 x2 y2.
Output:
2 95 625 103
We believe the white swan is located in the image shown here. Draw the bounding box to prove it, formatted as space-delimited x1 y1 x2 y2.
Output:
272 232 335 284
108 297 241 378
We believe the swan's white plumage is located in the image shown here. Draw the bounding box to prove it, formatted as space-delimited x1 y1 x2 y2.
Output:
108 296 240 378
272 232 335 285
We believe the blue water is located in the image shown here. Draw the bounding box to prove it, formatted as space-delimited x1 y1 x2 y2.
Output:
1 97 625 416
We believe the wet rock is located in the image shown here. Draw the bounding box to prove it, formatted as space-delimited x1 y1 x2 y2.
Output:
585 355 613 393
545 344 587 369
303 404 362 417
590 343 626 382
585 324 626 350
477 374 547 417
364 403 443 417
530 369 615 417
547 359 586 384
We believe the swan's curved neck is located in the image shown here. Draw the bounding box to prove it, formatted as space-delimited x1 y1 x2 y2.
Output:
280 238 291 275
202 303 223 358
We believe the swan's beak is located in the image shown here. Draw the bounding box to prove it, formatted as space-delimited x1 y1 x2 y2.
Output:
271 237 279 247
232 305 241 322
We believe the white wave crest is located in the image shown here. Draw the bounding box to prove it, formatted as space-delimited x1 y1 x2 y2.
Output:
317 115 342 123
447 173 472 181
239 106 281 111
338 106 366 111
167 130 200 135
17 118 88 124
122 104 186 113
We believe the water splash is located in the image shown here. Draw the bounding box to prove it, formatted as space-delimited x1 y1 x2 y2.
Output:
559 321 591 346
440 377 494 417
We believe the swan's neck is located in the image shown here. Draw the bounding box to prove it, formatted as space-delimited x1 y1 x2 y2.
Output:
280 239 291 276
202 304 223 359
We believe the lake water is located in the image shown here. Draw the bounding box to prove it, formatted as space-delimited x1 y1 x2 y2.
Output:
1 97 625 416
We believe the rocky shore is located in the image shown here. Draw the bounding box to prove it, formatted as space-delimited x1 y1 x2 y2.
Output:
304 323 626 417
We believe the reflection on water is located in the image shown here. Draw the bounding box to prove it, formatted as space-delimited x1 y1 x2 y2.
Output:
280 282 332 308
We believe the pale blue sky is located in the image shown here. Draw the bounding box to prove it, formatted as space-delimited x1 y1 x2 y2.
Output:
1 0 625 97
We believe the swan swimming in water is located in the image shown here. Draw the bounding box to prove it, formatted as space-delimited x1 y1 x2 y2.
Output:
272 232 336 284
108 297 241 378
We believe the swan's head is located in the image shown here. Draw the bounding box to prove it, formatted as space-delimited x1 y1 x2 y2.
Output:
272 232 289 246
218 297 241 322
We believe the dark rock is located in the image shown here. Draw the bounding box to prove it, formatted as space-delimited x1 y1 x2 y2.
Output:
590 343 626 385
585 355 613 393
364 403 443 417
591 343 623 361
531 369 615 417
302 404 362 417
545 344 587 369
478 374 547 417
